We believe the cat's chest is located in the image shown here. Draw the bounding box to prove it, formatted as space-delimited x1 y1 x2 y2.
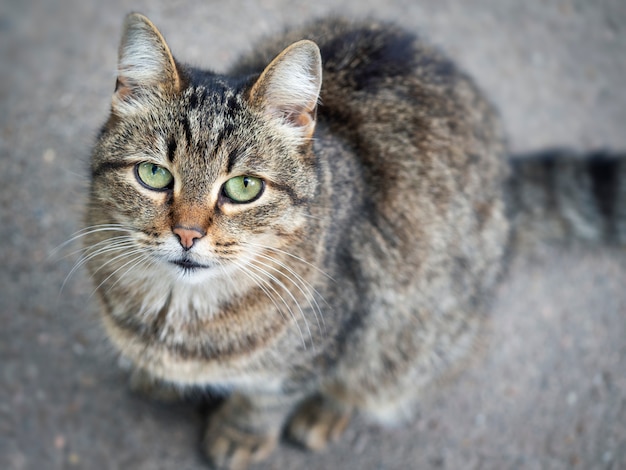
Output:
105 267 301 389
133 273 249 333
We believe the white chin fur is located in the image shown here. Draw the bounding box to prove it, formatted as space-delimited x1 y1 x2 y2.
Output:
171 264 224 284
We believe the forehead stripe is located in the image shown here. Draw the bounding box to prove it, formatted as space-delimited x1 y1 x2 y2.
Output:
167 137 177 163
181 116 194 148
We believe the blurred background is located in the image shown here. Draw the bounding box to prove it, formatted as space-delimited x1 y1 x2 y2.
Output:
1 0 625 469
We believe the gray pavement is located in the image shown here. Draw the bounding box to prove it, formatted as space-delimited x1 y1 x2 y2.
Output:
1 0 625 469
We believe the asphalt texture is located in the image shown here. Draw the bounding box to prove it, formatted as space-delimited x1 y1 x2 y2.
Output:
2 1 626 469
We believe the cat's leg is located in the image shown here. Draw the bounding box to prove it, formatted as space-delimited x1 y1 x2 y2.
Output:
203 391 298 470
285 393 353 451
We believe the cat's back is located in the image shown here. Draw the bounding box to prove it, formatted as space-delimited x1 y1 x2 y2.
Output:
232 18 506 200
234 18 509 305
232 18 501 147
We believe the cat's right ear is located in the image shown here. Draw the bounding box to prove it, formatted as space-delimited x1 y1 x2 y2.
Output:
248 40 322 142
112 13 181 115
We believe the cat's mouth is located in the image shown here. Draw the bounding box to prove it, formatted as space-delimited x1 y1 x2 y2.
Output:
170 258 213 271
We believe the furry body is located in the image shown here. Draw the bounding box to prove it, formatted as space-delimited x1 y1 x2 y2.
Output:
83 14 622 469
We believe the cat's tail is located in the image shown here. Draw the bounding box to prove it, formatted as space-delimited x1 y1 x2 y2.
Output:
505 149 626 245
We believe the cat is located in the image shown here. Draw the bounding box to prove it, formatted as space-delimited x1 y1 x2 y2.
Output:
83 12 625 470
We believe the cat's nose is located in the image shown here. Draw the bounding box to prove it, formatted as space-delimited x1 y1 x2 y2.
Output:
173 226 205 250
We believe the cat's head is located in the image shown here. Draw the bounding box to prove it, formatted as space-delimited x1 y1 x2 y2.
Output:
88 13 322 285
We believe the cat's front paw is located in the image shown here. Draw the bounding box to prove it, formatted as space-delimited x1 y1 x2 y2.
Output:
203 393 283 470
203 416 278 470
286 395 352 451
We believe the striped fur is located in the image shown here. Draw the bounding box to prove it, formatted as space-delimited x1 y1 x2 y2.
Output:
82 14 624 470
507 149 626 245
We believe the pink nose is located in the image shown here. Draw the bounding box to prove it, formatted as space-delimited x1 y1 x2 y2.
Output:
173 226 205 250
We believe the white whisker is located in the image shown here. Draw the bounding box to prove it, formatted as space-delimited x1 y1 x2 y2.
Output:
60 238 136 294
49 223 136 259
234 260 307 349
251 253 326 336
243 241 331 334
90 248 153 299
60 235 133 260
301 213 323 221
104 251 156 295
88 245 146 278
247 261 312 348
244 241 335 282
230 261 288 325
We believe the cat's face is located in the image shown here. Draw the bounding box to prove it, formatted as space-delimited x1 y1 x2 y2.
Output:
87 14 322 285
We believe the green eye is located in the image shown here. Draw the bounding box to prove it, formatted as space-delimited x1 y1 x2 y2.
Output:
136 162 174 190
223 175 264 203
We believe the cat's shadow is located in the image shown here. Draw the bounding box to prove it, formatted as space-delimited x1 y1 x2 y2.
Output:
119 375 384 465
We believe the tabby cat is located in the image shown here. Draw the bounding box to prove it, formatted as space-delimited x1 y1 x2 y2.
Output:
83 13 625 469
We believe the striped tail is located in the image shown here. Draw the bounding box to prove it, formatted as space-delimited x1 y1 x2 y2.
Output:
506 149 626 245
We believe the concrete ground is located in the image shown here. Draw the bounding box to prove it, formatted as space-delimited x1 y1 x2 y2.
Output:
2 0 625 469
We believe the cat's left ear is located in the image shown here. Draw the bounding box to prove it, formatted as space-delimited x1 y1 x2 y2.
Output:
248 40 322 141
112 13 181 115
